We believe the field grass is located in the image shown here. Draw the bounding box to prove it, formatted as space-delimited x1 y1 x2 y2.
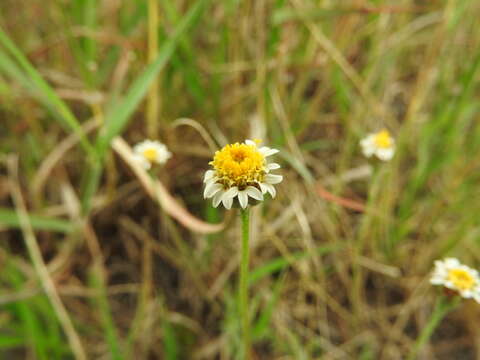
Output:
1 0 480 359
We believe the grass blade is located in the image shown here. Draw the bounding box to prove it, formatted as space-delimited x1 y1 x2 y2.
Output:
249 243 343 285
0 26 95 157
83 0 208 213
0 50 32 90
95 0 209 156
0 208 74 233
89 267 124 360
162 319 179 360
252 276 284 340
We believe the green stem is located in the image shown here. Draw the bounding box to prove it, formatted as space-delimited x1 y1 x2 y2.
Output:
407 295 460 360
351 164 383 325
239 208 251 360
147 0 160 138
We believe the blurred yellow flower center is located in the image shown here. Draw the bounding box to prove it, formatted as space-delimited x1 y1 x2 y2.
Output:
448 268 475 291
142 148 158 162
374 130 393 149
211 143 265 187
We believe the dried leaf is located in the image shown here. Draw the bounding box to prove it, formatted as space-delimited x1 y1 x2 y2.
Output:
112 137 224 234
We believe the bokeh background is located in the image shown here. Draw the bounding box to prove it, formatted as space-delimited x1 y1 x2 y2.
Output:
1 0 480 359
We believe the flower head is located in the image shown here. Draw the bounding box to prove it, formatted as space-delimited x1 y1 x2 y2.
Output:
360 129 395 161
203 139 283 209
430 258 480 302
133 139 172 170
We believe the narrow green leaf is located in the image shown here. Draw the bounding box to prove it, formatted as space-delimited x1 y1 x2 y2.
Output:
0 26 95 157
0 336 25 348
162 320 179 360
160 0 205 104
89 267 124 360
96 0 209 156
0 208 74 233
249 243 343 285
83 0 98 65
4 266 50 360
0 50 32 90
252 276 284 339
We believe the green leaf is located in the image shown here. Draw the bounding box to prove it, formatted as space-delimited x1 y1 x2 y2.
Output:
95 0 209 156
0 336 25 348
0 26 96 157
252 276 284 340
89 267 124 360
0 208 74 233
249 243 343 285
162 320 179 360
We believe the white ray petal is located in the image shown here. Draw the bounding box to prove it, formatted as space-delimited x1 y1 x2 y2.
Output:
205 177 218 186
445 258 460 267
265 174 283 184
245 186 263 201
429 277 444 285
212 190 224 208
133 154 151 170
238 191 249 209
360 136 375 157
223 197 234 209
203 182 223 199
259 182 268 194
221 187 239 209
376 147 395 161
267 163 281 171
259 147 279 157
203 170 216 182
265 183 276 198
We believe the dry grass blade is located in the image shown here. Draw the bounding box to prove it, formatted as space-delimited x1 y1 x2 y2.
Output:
7 155 87 360
171 118 219 153
111 137 224 234
316 183 366 212
32 119 99 197
289 0 391 122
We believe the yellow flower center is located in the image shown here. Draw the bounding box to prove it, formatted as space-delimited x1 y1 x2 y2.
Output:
374 130 393 149
448 268 476 291
143 148 158 162
210 143 265 188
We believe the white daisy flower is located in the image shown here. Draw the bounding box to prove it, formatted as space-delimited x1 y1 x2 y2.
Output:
430 258 480 303
360 129 395 161
203 139 283 210
133 139 172 170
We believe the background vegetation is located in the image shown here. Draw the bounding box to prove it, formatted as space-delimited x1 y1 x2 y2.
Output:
1 0 480 359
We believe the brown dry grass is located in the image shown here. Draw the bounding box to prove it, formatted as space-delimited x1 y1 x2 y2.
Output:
1 0 480 359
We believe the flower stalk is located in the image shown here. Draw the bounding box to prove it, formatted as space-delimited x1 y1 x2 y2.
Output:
147 0 160 137
239 207 251 359
407 295 460 360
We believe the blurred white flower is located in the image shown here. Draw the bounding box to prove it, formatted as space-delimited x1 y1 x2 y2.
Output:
360 129 395 161
133 139 172 170
430 258 480 302
203 139 282 210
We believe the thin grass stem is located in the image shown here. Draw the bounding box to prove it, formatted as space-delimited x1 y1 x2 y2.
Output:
239 208 251 359
7 156 87 360
407 295 460 360
147 0 160 137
